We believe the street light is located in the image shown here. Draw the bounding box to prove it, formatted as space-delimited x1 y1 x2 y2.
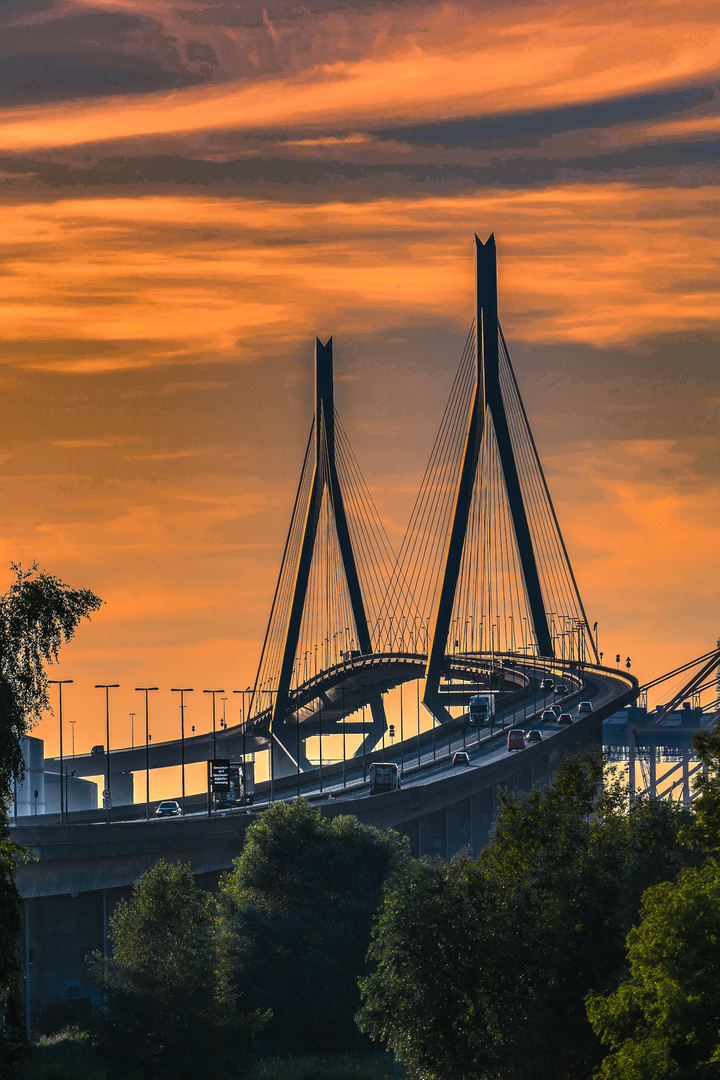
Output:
203 690 225 759
69 719 76 759
171 688 194 813
135 688 158 819
130 712 135 750
95 684 120 815
48 680 73 824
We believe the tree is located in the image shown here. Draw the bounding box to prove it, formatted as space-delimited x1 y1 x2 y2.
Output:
587 859 720 1079
357 855 492 1080
358 754 692 1080
93 860 260 1080
681 726 720 853
0 562 102 802
0 562 101 1075
219 798 410 1054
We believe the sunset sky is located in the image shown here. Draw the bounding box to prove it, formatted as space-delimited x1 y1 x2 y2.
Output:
2 0 719 764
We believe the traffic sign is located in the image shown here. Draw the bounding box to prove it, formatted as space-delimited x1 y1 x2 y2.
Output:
102 789 111 799
210 759 231 792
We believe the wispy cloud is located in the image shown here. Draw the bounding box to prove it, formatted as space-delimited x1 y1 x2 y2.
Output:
0 0 718 151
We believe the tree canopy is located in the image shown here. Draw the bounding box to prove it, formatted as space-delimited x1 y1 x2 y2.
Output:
219 798 410 1054
0 561 102 802
358 754 693 1080
93 859 260 1080
587 858 720 1079
0 562 101 1075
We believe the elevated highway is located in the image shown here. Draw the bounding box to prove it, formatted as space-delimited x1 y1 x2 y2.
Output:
15 662 636 1011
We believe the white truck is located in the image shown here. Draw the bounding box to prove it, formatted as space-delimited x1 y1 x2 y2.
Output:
469 694 494 725
369 762 401 794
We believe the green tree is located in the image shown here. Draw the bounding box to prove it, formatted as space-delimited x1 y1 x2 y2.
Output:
0 563 101 1075
587 859 720 1079
219 798 410 1054
681 726 720 853
0 562 102 802
94 859 260 1080
357 855 492 1080
358 754 692 1080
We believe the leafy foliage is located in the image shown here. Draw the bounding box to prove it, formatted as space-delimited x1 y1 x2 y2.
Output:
220 798 410 1055
587 859 720 1079
682 726 720 853
0 562 102 802
93 860 260 1080
358 754 692 1080
0 563 100 1076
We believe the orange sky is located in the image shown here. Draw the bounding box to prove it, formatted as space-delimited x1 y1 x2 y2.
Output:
1 0 718 782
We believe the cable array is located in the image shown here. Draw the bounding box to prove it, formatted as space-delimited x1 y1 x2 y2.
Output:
377 325 477 652
497 331 595 660
250 407 400 719
250 313 598 723
385 320 595 661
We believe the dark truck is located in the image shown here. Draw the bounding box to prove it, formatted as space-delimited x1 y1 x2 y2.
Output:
215 761 256 808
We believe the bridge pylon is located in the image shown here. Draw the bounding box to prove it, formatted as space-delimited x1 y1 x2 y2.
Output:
252 338 386 772
422 235 593 717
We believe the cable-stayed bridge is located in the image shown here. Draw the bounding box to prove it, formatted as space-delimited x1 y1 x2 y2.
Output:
248 235 598 777
17 236 653 1018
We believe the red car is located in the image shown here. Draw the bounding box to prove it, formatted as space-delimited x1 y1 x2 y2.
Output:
507 729 526 751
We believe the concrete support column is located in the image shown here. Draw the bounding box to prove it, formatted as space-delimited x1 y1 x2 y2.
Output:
25 901 31 1039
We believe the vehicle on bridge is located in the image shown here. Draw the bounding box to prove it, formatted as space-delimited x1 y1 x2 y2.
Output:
155 800 182 817
540 678 554 691
215 762 255 809
578 701 593 713
558 713 573 725
507 729 526 751
469 694 494 724
452 750 471 766
369 762 401 794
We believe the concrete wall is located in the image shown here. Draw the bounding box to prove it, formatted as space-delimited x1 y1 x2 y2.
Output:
42 774 100 814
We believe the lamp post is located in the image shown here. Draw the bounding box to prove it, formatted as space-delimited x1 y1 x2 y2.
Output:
95 684 119 817
203 689 224 759
135 688 158 819
69 719 76 759
48 680 73 824
130 712 135 750
171 688 193 814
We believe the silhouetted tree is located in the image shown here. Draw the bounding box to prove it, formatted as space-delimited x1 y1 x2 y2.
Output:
93 860 261 1080
588 859 720 1078
220 798 410 1054
359 754 692 1080
0 563 101 1074
681 725 720 853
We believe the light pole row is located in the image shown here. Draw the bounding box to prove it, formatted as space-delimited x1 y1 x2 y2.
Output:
46 682 258 821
